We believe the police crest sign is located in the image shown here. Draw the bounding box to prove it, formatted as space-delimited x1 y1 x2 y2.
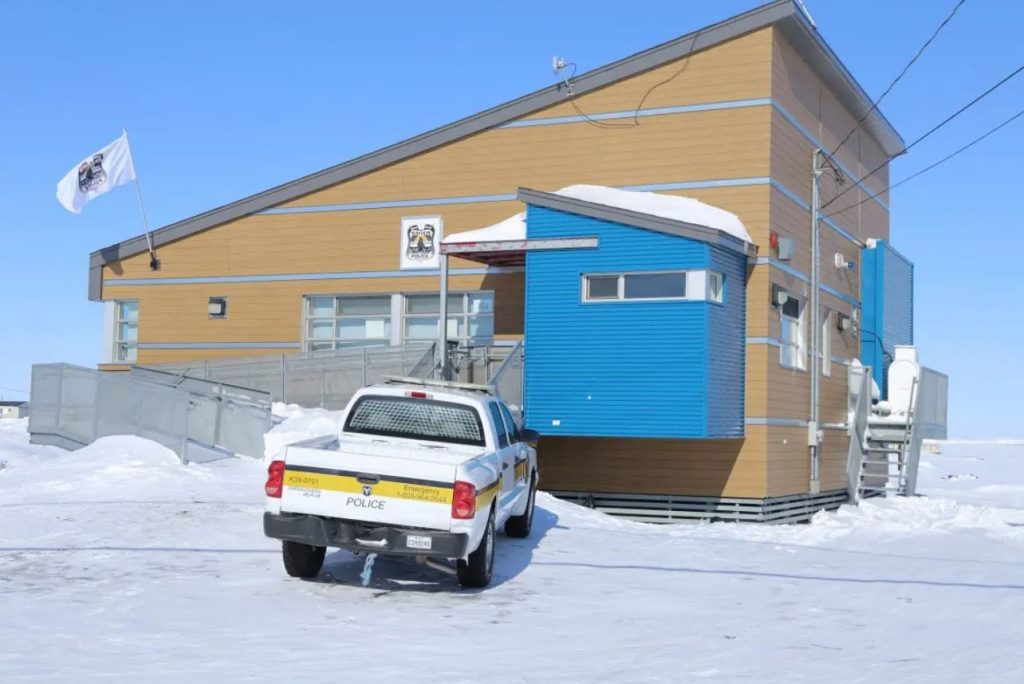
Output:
400 216 443 270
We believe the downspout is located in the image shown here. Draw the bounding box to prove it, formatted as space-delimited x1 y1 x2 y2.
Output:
438 253 450 380
809 149 822 494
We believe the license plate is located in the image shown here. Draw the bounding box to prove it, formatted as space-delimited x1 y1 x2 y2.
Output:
406 535 432 550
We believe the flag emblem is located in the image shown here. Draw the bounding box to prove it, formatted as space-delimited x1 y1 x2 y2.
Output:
56 131 136 214
78 154 107 193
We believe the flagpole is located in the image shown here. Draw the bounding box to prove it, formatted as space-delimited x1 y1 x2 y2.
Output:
122 127 159 270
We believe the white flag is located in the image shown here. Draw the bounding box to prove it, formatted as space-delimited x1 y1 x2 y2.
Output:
56 132 137 214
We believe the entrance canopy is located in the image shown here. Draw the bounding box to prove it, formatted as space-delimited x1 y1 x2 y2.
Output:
441 211 598 266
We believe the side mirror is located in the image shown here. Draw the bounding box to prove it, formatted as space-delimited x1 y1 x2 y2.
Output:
520 428 540 444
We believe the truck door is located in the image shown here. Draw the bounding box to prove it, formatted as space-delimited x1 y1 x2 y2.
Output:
499 401 528 497
488 402 517 517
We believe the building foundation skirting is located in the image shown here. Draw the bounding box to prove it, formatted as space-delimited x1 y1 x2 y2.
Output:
548 488 850 524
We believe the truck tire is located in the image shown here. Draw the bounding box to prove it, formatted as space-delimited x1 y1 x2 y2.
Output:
281 541 325 579
457 510 495 588
504 475 536 538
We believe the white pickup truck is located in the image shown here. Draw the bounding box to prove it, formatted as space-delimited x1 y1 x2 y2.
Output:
263 378 539 588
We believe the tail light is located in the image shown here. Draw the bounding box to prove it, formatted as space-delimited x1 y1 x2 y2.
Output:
451 480 477 519
265 460 286 498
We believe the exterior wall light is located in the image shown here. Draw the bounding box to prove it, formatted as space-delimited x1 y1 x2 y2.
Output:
208 297 227 319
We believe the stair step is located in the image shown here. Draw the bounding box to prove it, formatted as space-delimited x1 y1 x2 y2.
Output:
861 459 905 466
859 486 905 492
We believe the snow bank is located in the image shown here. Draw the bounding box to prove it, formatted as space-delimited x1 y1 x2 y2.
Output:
263 402 345 462
555 184 752 243
443 212 525 244
0 422 262 506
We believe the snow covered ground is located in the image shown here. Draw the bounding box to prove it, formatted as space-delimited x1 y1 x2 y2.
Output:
2 415 1023 683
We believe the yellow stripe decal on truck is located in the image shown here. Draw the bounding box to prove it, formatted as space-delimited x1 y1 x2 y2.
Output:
283 470 453 505
476 479 499 509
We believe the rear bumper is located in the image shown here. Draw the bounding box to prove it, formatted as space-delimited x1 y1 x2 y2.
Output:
264 512 469 559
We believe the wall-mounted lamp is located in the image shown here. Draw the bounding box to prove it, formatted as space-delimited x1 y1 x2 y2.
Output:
208 297 227 319
836 313 852 332
771 284 790 307
834 252 855 270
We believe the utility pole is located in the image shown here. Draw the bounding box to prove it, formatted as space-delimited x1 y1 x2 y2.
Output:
809 149 823 495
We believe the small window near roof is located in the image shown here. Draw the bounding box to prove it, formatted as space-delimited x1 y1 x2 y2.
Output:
708 273 724 304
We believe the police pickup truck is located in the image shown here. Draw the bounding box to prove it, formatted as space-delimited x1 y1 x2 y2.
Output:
263 377 539 588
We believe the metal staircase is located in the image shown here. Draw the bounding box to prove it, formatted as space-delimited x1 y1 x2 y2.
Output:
845 347 947 504
858 379 917 498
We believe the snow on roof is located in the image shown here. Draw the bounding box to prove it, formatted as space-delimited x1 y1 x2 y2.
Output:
444 184 752 246
443 212 525 244
554 184 752 243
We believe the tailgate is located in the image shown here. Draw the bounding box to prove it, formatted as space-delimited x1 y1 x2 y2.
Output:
280 443 458 531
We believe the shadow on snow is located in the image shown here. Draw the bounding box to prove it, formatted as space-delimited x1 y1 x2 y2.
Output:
306 506 560 594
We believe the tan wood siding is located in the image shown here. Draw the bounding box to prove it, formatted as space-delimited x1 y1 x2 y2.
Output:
538 430 768 499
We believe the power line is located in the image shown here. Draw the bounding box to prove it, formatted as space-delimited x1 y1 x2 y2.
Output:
560 28 704 130
824 106 1024 219
831 0 967 158
822 62 1024 211
0 385 29 395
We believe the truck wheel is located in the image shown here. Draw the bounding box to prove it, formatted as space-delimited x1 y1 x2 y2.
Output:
505 475 536 538
457 511 495 588
281 541 325 579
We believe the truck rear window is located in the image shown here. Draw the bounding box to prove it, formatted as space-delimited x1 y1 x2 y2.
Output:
344 395 486 447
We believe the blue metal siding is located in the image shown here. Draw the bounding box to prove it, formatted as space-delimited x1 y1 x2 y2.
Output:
860 245 884 390
860 241 914 397
523 205 745 439
706 246 747 437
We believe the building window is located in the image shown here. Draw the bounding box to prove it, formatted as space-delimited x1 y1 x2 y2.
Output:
708 272 725 304
302 291 494 351
304 295 392 351
779 294 805 370
404 292 494 343
583 272 687 302
821 309 832 377
113 300 138 363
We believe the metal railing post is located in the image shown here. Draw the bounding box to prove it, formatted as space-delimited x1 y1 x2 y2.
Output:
321 363 328 409
91 372 103 442
54 364 65 440
280 354 288 404
362 347 368 387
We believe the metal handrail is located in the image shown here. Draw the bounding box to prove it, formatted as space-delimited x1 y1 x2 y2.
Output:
488 339 524 386
846 365 873 503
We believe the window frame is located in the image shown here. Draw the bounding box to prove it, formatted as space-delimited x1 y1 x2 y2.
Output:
581 270 690 303
402 290 495 345
489 402 510 448
343 395 486 447
707 272 725 305
778 292 806 371
113 300 138 364
498 402 521 443
303 294 392 352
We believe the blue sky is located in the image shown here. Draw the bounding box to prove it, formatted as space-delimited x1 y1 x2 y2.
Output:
1 1 1021 436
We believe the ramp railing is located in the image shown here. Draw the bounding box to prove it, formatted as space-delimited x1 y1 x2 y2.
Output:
845 362 873 504
149 342 436 410
28 363 272 462
489 340 524 417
